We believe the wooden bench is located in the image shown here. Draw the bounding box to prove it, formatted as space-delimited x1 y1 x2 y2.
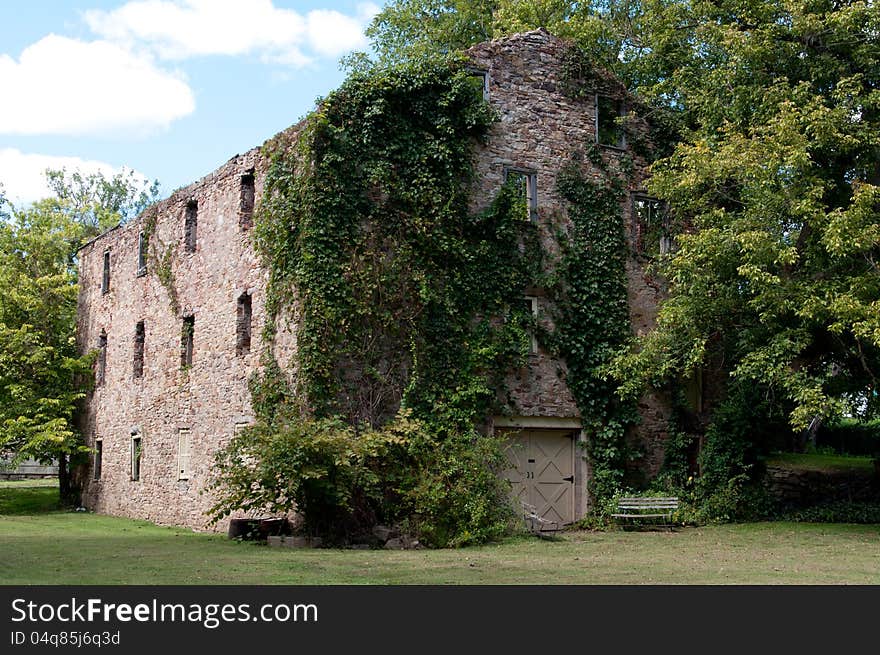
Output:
611 496 679 529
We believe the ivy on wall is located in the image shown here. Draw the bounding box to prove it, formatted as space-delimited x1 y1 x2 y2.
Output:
546 147 637 508
141 206 180 315
254 56 542 431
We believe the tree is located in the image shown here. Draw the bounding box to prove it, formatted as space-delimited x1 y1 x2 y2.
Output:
607 0 880 491
0 169 159 502
45 168 159 238
365 0 499 64
364 1 694 98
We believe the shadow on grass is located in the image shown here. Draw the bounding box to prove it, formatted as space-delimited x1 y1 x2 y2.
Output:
0 484 60 515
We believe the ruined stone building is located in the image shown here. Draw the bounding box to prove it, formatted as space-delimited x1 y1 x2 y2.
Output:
75 30 670 531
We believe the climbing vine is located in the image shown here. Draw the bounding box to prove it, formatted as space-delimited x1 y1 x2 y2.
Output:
210 47 644 540
546 149 637 508
254 56 542 430
141 206 180 315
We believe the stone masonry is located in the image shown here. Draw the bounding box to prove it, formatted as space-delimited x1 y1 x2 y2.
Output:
75 30 671 530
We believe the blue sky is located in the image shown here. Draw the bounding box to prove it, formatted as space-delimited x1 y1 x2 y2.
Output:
0 0 385 205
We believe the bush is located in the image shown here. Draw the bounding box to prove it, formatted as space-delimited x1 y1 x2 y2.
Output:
208 409 516 547
207 414 410 542
401 428 517 548
779 500 880 524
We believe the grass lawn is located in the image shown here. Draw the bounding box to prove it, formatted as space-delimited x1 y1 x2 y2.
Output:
2 481 879 585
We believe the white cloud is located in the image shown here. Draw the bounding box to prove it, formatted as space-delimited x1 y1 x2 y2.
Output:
84 0 380 66
0 148 149 206
0 34 195 137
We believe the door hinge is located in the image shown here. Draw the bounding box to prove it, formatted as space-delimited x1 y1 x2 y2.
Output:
562 475 574 482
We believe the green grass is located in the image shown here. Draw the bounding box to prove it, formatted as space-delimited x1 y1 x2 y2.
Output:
0 477 58 488
764 452 876 473
2 481 879 584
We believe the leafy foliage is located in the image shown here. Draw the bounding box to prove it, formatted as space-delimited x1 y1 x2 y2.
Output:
610 0 880 447
0 200 91 467
208 404 516 547
45 168 160 238
545 153 637 504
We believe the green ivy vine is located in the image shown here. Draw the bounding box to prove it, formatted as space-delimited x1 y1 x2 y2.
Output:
213 49 643 540
254 56 542 432
141 206 180 315
546 148 637 508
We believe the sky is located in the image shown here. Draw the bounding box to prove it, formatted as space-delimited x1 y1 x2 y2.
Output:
0 0 385 206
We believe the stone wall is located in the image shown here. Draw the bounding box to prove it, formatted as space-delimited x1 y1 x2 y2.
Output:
75 147 289 530
765 465 880 506
76 30 671 530
468 31 670 472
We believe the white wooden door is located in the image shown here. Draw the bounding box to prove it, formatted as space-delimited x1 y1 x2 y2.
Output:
501 429 575 525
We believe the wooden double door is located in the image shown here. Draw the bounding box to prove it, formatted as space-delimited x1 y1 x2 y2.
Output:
500 429 576 526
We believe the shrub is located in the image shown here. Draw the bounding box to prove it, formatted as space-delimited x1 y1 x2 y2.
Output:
401 428 517 548
208 409 516 547
207 414 409 542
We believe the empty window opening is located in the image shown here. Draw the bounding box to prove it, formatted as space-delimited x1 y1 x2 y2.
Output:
181 315 195 369
93 439 103 481
96 330 107 386
236 292 252 356
633 195 671 256
523 296 539 354
240 170 255 230
504 168 538 222
184 199 198 253
137 231 147 276
130 433 142 481
597 96 626 148
178 428 191 480
466 69 489 100
102 250 111 294
133 321 145 379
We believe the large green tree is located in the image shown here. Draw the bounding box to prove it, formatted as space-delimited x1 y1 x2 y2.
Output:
609 0 880 493
612 0 880 417
0 169 158 502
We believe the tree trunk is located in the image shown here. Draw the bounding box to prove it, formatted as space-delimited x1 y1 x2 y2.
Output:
58 453 80 507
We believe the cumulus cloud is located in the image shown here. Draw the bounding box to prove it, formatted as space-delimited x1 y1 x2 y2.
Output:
84 0 380 66
0 148 150 206
0 34 195 137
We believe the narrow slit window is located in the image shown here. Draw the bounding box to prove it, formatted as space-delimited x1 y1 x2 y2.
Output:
467 69 489 100
178 428 191 480
504 168 538 222
130 433 142 481
597 95 627 148
93 439 103 481
240 170 255 230
184 199 198 253
181 315 195 369
137 232 147 276
236 292 252 356
102 250 111 294
133 321 145 379
96 330 107 386
524 296 539 354
632 195 671 256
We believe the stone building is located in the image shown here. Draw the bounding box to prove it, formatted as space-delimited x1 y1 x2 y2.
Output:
75 29 670 531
